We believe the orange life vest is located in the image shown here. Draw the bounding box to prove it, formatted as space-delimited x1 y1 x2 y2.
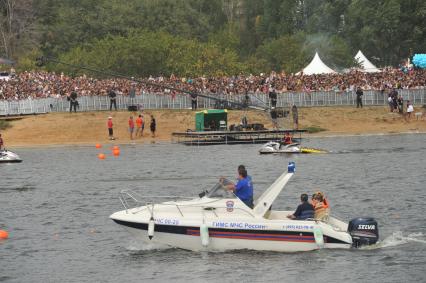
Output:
323 198 329 209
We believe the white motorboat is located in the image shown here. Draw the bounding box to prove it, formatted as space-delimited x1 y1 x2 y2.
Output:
110 162 379 252
259 141 327 154
0 150 22 163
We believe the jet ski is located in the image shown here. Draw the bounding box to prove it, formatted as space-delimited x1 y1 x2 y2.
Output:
259 141 327 154
110 162 379 252
0 150 23 163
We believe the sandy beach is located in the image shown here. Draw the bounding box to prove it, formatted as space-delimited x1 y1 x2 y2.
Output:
1 106 425 147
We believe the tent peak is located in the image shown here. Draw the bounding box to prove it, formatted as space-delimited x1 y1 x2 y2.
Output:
354 50 380 73
300 52 336 75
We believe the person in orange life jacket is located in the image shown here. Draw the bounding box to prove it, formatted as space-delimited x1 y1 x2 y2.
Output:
135 115 143 138
313 193 329 220
287 193 314 220
314 191 329 208
223 166 254 208
281 132 293 146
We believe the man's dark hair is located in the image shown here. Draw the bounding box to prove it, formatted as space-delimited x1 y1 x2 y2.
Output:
238 165 247 176
301 193 308 202
239 168 248 178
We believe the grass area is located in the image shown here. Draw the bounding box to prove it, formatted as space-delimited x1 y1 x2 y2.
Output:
303 125 327 133
0 120 12 130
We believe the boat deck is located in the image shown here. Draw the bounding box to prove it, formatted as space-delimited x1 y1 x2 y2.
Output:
172 129 306 145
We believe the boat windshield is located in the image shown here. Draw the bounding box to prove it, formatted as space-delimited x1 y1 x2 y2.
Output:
206 178 236 199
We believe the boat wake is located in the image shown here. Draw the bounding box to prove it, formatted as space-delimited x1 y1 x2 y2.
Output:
126 240 171 251
360 231 426 250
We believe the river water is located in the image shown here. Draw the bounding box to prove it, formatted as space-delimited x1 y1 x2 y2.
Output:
1 134 425 282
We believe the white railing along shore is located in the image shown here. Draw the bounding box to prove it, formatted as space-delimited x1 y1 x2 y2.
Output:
0 89 425 116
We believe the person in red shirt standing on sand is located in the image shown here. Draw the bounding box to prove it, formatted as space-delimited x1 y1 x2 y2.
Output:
107 116 115 140
128 116 135 140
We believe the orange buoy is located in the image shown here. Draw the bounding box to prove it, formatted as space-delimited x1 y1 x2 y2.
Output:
95 143 102 149
0 230 9 239
112 145 120 151
112 149 120 157
98 153 106 160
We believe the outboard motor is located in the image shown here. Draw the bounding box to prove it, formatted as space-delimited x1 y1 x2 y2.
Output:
348 217 379 248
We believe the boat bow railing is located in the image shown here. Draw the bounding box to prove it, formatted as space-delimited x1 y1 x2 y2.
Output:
119 189 256 218
119 190 194 212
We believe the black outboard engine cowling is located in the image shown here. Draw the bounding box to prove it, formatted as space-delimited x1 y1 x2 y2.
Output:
348 217 379 248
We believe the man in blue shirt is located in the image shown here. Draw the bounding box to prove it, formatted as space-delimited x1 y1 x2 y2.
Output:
287 193 314 220
226 166 254 208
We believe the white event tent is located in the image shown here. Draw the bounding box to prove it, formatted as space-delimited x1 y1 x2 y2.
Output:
299 52 336 75
354 50 380 73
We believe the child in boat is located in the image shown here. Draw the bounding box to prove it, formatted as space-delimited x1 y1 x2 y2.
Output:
313 192 330 221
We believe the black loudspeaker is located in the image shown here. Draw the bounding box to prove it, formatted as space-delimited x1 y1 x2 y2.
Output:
128 105 137 111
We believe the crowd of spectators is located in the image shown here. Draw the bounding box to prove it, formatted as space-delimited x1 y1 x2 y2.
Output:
0 68 425 101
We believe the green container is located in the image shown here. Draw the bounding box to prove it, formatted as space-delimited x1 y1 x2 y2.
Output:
195 109 228 131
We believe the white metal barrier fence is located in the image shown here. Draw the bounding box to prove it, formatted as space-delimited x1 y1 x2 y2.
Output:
1 89 425 116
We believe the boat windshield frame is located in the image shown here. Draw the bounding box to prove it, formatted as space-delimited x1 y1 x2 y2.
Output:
206 178 237 199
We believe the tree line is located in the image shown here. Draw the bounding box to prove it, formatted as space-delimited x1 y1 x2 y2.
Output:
1 0 425 77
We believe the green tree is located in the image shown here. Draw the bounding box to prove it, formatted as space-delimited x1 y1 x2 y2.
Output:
255 34 308 73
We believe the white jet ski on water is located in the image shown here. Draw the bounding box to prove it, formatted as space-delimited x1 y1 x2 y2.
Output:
0 150 22 163
110 162 379 252
259 141 327 154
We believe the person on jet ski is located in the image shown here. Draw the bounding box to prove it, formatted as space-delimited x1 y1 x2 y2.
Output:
282 132 293 145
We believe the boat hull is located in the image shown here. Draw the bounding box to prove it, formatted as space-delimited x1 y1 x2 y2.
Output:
114 219 351 252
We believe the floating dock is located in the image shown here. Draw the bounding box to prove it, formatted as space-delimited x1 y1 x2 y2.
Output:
172 129 306 145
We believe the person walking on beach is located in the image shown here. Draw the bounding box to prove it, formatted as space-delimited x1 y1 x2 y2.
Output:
191 93 197 110
150 115 156 138
135 114 143 138
406 101 414 121
141 114 145 136
356 87 363 108
69 88 78 113
128 116 135 140
108 88 117 111
0 133 4 150
269 85 277 108
397 95 404 114
292 104 298 130
107 116 115 140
